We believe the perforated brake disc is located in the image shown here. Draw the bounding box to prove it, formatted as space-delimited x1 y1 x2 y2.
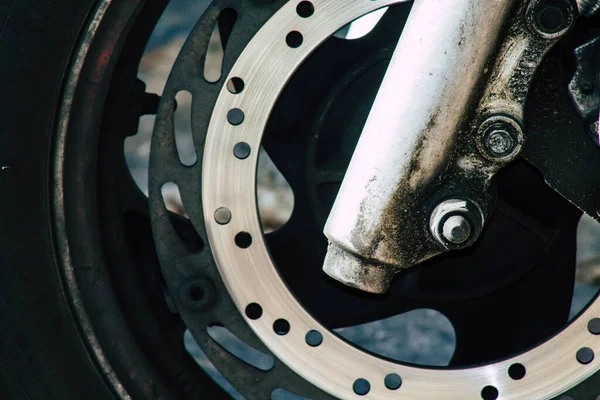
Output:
149 1 600 399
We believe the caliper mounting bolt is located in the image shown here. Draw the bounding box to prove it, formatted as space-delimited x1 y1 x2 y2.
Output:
430 199 485 250
486 129 516 157
479 115 524 161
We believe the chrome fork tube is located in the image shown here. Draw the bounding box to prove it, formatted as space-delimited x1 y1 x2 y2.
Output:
322 0 517 293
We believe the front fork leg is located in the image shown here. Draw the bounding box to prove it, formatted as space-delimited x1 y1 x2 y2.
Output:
322 0 578 293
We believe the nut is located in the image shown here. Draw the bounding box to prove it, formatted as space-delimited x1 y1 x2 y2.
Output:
430 199 484 250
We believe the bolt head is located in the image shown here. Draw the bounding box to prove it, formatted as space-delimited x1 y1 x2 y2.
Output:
478 116 523 161
486 130 516 157
442 215 472 244
429 199 484 249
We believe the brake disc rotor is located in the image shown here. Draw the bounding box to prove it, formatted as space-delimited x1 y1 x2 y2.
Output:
149 0 600 399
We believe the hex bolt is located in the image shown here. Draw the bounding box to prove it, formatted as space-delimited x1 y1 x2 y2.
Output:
430 199 484 250
531 0 575 37
442 215 472 244
479 116 523 160
485 129 516 157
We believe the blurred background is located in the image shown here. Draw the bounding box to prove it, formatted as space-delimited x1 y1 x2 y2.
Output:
124 1 600 397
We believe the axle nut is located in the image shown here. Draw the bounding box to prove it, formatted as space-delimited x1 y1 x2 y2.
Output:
430 199 484 249
485 129 516 157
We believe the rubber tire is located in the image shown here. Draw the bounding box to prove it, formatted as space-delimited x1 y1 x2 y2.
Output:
0 1 223 399
0 0 124 398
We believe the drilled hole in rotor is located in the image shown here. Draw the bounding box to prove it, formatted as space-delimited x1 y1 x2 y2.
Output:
208 324 275 371
227 77 245 94
173 90 197 166
233 142 251 159
245 303 263 320
214 207 232 225
235 232 252 248
508 363 526 380
334 7 388 39
296 1 315 18
589 318 600 334
305 330 323 347
577 347 595 364
353 378 370 396
273 319 290 335
227 108 245 125
286 31 303 48
204 8 238 83
384 373 402 390
481 385 499 400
